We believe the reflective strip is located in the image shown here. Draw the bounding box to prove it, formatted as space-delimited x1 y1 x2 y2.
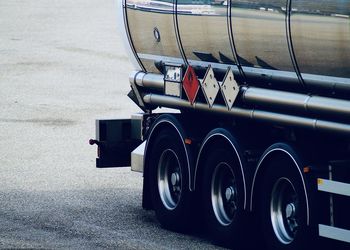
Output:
317 178 350 197
319 224 350 243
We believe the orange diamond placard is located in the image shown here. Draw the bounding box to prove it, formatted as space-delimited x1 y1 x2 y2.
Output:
183 65 200 105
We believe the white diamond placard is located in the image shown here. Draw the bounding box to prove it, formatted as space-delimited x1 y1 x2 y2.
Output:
220 68 239 110
201 66 220 107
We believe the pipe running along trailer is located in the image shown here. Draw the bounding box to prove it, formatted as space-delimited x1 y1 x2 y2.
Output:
90 1 350 249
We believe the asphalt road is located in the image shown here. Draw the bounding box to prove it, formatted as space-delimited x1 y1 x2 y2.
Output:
0 1 222 249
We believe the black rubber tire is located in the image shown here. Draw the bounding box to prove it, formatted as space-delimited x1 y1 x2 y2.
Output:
148 128 192 232
201 147 248 248
259 155 311 250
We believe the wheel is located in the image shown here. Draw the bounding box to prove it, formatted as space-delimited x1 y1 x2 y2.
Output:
259 155 311 250
201 147 248 247
148 128 192 231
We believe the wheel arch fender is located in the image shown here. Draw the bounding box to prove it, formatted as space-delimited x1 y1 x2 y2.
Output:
142 114 193 209
250 143 310 225
193 128 249 210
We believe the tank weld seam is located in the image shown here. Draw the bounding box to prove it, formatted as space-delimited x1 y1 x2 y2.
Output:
313 119 318 130
173 0 188 65
285 0 306 92
250 109 255 120
227 0 246 82
122 0 145 71
304 95 312 112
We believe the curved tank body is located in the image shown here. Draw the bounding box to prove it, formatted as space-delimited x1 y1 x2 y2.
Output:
121 0 350 98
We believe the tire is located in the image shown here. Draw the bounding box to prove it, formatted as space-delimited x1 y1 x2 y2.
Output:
259 155 311 250
201 147 248 248
148 128 192 232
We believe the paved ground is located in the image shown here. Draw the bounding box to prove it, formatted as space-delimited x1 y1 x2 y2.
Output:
0 1 221 249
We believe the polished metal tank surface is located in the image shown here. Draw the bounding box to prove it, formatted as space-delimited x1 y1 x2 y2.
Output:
126 0 184 72
291 1 350 79
231 1 295 71
177 4 235 65
123 0 350 95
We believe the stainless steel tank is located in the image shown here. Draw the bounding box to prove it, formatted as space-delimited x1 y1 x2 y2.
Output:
120 0 350 97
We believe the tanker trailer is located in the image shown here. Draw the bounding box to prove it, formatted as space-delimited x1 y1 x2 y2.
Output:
90 0 350 249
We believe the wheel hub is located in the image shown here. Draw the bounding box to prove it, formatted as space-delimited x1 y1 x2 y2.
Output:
225 186 236 202
171 172 180 186
286 203 296 219
171 171 181 192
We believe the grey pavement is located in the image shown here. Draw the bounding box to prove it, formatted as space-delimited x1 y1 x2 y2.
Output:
0 1 221 249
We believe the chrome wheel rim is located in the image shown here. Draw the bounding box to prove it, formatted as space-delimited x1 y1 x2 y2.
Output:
157 149 182 210
211 162 237 226
270 177 299 244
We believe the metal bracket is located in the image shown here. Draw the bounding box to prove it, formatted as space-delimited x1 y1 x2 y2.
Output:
130 71 146 108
